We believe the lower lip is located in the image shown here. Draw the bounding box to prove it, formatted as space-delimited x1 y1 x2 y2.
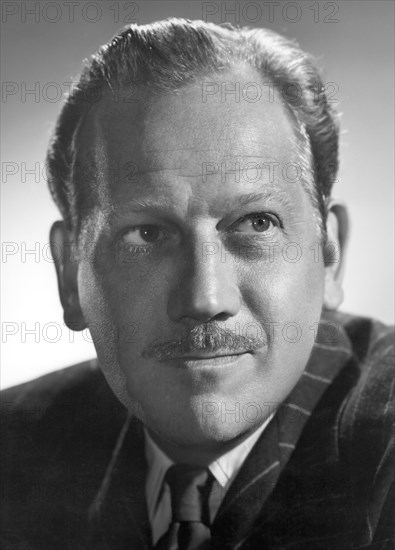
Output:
161 353 251 369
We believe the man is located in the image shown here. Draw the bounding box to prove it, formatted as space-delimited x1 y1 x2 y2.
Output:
1 18 394 550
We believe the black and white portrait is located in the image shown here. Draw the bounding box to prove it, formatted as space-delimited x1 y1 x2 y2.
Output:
1 2 394 549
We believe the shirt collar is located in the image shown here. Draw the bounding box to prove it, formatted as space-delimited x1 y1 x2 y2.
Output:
144 414 273 523
208 416 272 487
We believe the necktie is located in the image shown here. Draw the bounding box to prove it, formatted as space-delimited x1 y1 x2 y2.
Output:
154 463 214 550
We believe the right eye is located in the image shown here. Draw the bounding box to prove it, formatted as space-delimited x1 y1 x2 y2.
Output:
120 224 171 254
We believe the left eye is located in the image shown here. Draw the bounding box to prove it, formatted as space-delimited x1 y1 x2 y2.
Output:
234 213 278 234
122 225 167 246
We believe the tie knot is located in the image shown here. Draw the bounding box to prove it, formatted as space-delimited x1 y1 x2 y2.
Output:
165 464 211 524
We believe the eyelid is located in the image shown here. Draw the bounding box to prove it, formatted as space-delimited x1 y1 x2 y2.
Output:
117 224 175 254
120 224 165 239
120 220 180 234
229 211 282 231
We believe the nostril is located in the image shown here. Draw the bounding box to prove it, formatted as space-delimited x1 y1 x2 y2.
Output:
213 312 231 322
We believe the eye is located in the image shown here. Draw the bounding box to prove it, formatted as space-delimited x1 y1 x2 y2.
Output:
233 212 279 234
121 225 168 248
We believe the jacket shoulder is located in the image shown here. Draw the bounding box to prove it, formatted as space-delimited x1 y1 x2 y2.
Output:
2 359 99 411
1 359 127 464
1 361 130 549
334 313 394 543
327 311 395 434
338 312 394 416
1 359 121 428
340 311 394 362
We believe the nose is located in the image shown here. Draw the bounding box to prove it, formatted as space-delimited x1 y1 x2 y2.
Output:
167 240 241 323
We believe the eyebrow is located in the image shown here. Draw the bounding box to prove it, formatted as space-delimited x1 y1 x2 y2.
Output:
121 196 177 210
230 189 293 209
219 188 297 218
112 187 295 216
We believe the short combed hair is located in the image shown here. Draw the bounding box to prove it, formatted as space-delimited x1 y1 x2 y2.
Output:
46 18 339 238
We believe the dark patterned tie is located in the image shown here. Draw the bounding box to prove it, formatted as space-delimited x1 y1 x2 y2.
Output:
154 463 215 550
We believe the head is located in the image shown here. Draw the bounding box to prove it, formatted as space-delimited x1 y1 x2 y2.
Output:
48 19 348 461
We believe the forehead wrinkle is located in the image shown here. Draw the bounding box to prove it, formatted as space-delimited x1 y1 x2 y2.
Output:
104 185 298 216
124 151 295 182
113 196 179 211
223 188 297 212
140 147 279 168
143 147 228 155
133 167 181 178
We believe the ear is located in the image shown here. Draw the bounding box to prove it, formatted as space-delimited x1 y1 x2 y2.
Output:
50 221 87 331
323 199 349 310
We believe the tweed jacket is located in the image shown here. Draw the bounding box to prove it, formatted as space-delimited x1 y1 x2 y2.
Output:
1 311 394 549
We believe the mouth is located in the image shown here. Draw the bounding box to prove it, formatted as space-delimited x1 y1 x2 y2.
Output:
158 351 253 368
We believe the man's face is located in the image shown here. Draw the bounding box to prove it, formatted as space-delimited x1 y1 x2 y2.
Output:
74 68 325 450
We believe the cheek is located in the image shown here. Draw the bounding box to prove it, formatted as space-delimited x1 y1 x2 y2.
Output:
108 267 170 335
240 248 325 383
77 260 170 415
77 259 171 360
75 262 133 406
241 240 325 320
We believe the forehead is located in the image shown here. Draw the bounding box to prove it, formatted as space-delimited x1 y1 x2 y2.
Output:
75 67 305 213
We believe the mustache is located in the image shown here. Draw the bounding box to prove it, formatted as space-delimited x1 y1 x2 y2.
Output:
142 322 267 361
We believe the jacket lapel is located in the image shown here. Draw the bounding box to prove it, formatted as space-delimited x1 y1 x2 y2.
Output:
86 413 152 550
211 413 281 549
211 314 353 549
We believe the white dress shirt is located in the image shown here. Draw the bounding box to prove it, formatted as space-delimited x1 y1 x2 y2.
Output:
144 415 274 545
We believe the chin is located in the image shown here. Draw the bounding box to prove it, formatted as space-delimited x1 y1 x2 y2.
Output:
138 394 262 451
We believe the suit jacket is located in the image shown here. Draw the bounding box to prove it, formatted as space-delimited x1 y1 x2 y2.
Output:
1 311 394 550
